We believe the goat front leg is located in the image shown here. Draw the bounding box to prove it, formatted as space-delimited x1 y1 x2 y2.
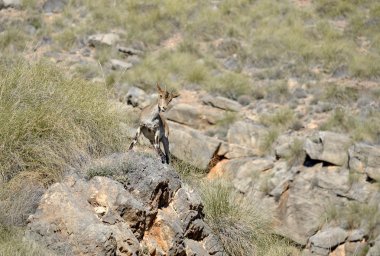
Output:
162 136 170 164
154 131 166 163
129 126 141 150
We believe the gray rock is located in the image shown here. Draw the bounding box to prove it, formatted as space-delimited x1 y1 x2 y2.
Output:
312 167 350 196
223 56 241 71
348 229 367 242
304 131 352 166
166 103 225 129
125 86 150 108
276 164 344 246
110 59 133 71
218 142 259 159
309 227 348 250
185 239 210 256
349 143 380 181
202 95 242 112
367 235 380 256
220 158 274 194
227 121 266 151
293 87 308 99
43 0 67 13
169 121 222 170
88 33 120 47
0 0 20 9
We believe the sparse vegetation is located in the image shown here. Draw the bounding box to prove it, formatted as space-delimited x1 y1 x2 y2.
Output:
199 179 299 256
260 128 280 155
324 201 380 239
0 225 52 256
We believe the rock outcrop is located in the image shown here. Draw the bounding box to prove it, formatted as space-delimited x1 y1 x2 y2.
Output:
26 153 224 256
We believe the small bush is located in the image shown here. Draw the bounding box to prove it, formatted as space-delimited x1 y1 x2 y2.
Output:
199 179 299 256
259 128 279 155
260 107 295 129
286 138 306 166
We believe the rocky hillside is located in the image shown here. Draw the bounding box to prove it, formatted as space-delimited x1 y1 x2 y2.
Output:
1 0 380 256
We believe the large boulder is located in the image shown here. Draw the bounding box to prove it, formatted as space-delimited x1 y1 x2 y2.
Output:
309 227 348 256
26 153 224 255
202 94 242 112
304 131 352 166
169 121 222 170
349 143 380 181
275 164 346 246
166 103 225 129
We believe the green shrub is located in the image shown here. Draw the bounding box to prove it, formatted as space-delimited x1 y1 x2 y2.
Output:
0 60 124 184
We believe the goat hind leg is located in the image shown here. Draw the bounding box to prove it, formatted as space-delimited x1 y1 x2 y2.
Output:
154 133 166 163
129 126 141 150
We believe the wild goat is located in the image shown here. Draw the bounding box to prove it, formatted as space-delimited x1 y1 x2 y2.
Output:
129 83 179 164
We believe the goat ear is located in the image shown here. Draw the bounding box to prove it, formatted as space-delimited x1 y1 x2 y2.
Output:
156 82 164 93
171 92 180 99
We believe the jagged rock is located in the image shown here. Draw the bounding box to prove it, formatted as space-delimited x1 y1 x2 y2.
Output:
185 239 210 256
202 94 242 112
26 176 141 255
144 209 186 256
43 0 67 13
304 131 352 166
0 0 20 9
227 121 266 151
88 33 120 47
169 121 222 170
124 86 150 108
349 143 380 181
26 153 223 255
309 227 348 255
110 59 133 71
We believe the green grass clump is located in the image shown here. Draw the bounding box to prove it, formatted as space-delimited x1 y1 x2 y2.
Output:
0 225 53 256
0 60 125 184
259 128 279 155
286 138 306 166
199 179 299 256
260 107 295 129
323 84 359 104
